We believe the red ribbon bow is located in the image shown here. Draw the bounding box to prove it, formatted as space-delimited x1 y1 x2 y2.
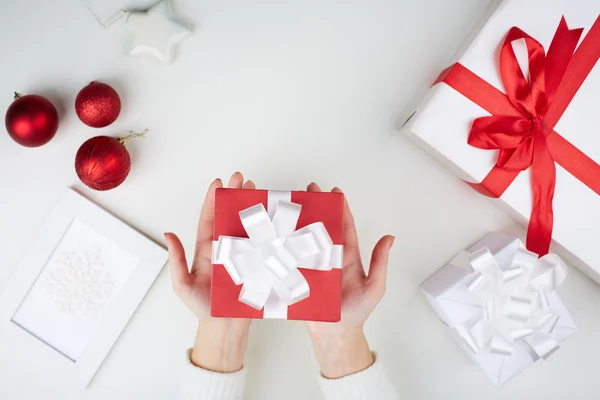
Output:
436 16 600 256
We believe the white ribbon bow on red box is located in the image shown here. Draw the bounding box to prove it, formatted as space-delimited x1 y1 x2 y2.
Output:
212 196 342 319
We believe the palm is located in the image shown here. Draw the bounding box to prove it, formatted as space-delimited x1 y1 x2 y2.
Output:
339 272 372 326
176 265 211 319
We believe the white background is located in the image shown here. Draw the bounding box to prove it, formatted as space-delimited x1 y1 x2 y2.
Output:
1 0 599 399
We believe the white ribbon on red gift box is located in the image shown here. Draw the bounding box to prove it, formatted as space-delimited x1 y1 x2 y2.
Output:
212 191 342 319
456 246 567 360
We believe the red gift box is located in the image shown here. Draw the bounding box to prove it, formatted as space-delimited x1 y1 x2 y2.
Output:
210 188 344 321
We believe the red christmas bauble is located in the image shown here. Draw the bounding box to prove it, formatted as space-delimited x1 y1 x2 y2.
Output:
75 136 130 191
5 93 59 147
75 82 121 128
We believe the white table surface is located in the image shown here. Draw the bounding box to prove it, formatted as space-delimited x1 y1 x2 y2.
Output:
1 1 599 399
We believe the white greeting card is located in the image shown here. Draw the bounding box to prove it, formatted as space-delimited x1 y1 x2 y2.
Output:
0 189 167 388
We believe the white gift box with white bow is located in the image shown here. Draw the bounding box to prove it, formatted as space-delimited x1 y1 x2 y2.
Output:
421 232 577 386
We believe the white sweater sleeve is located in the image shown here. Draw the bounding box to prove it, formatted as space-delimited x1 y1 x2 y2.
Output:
178 350 247 400
178 350 398 400
318 354 399 400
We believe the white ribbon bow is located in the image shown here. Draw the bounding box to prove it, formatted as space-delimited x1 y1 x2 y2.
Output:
213 201 337 313
457 247 567 360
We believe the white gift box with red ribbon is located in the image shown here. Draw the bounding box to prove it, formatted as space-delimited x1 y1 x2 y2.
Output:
402 1 600 284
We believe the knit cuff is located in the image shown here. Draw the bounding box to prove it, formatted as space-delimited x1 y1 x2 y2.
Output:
178 349 247 400
317 353 398 400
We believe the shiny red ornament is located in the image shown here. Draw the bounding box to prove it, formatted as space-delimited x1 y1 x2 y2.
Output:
75 136 130 191
5 93 59 147
75 82 121 128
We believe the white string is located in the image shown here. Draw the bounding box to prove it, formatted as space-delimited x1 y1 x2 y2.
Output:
82 0 177 29
81 0 130 29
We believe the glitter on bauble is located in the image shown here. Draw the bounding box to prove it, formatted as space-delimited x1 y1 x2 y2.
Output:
75 81 121 128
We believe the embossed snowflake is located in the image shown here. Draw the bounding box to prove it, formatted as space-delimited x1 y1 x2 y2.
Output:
44 250 115 316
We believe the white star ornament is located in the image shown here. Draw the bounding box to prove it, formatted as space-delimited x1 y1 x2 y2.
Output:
127 1 192 64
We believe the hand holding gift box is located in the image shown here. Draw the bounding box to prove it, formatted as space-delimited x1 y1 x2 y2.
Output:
166 173 394 324
166 173 396 384
422 232 577 386
403 2 600 282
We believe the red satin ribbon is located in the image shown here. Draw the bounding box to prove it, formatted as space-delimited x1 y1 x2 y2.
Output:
435 16 600 256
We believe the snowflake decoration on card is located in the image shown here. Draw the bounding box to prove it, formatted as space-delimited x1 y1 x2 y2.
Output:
44 250 115 316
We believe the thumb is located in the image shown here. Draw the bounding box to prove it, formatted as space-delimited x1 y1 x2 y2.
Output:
165 232 191 296
366 235 395 295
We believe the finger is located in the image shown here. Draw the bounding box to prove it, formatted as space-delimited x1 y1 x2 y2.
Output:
332 187 361 267
165 232 191 296
243 180 256 189
366 235 395 294
228 172 244 189
195 178 223 262
307 182 321 192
